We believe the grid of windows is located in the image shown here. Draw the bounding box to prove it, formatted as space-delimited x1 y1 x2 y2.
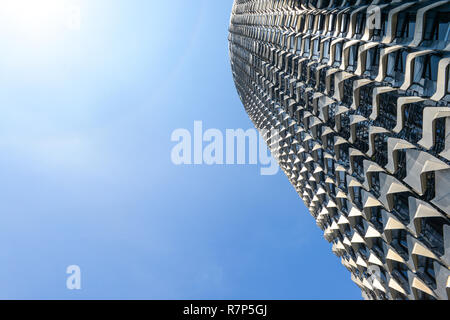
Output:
230 0 450 300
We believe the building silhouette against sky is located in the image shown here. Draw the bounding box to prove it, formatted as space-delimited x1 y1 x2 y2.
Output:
229 0 450 300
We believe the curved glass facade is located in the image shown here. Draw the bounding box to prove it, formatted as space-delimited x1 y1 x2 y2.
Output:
229 0 450 300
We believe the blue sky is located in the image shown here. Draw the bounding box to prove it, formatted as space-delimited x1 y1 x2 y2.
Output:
0 0 361 299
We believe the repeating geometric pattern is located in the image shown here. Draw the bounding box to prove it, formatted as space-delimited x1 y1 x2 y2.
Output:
229 0 450 300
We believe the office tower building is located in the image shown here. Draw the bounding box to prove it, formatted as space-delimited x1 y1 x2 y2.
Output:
229 0 450 300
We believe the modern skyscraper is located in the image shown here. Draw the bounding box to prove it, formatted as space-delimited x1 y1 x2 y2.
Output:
229 0 450 300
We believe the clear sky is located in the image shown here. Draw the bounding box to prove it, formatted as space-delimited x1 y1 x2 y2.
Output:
0 0 361 299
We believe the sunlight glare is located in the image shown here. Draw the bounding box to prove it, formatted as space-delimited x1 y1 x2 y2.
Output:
3 0 67 38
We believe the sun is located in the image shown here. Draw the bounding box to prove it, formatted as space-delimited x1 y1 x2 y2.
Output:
2 0 68 38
